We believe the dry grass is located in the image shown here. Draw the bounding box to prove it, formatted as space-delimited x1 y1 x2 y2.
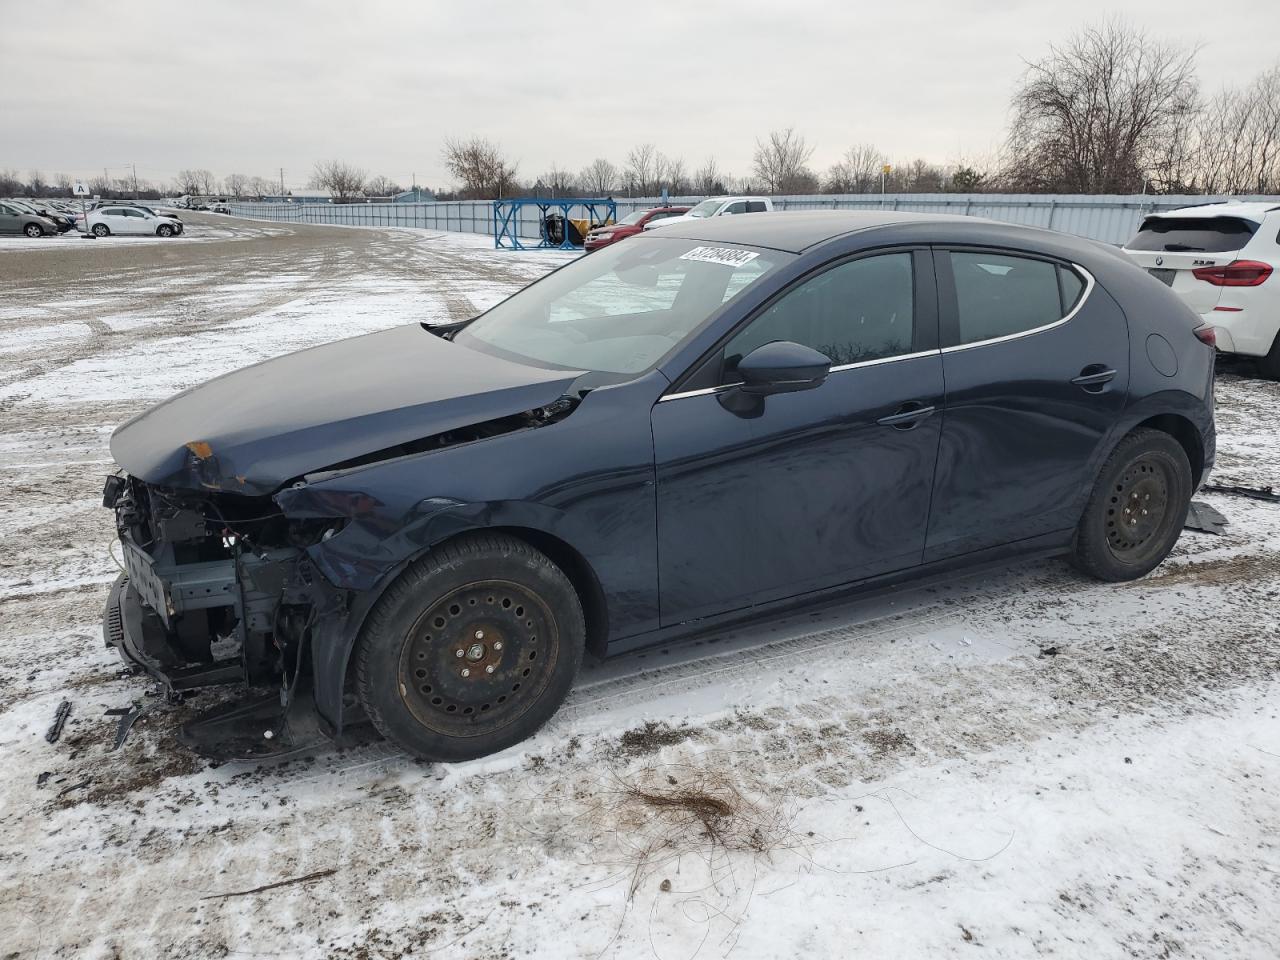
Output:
582 761 800 901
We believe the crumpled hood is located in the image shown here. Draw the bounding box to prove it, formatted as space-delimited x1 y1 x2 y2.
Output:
110 323 581 496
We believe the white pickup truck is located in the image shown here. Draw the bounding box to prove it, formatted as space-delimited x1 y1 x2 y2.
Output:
643 196 773 230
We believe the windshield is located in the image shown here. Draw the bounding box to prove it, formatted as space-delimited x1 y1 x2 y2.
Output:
686 199 722 219
1127 215 1258 252
618 211 646 225
453 236 791 375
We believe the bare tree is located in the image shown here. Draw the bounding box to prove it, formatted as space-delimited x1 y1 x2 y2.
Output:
538 163 575 198
579 157 617 196
752 128 816 194
54 172 71 192
365 175 403 197
1193 63 1280 194
223 173 250 197
27 169 46 196
625 143 658 196
309 160 367 201
656 154 688 195
692 157 727 195
442 137 519 199
248 175 277 197
824 143 884 193
1004 20 1200 193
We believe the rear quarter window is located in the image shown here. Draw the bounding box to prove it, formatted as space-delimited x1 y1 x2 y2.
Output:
1126 215 1258 253
950 252 1083 345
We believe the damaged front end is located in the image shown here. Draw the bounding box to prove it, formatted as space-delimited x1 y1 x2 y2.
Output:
102 473 351 758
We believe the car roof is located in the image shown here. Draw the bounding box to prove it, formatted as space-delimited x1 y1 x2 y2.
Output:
643 209 1002 253
1146 201 1280 224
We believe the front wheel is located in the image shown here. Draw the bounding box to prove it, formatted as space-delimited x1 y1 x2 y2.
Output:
91 223 110 237
1071 428 1192 581
157 224 174 237
355 533 585 761
24 223 44 237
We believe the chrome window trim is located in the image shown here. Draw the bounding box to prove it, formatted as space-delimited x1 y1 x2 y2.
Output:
659 347 942 402
941 262 1095 354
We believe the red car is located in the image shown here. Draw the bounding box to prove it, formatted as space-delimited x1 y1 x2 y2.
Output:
583 206 690 252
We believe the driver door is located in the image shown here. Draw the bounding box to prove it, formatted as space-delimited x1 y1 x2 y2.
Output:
651 249 944 624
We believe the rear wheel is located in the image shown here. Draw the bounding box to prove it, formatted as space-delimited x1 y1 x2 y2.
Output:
1071 428 1192 581
91 223 110 237
1257 330 1280 380
355 533 585 761
24 223 43 238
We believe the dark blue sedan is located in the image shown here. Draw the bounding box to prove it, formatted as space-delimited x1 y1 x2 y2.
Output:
103 211 1215 761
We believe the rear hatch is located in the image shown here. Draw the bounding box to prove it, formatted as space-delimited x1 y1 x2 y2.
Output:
1123 214 1260 315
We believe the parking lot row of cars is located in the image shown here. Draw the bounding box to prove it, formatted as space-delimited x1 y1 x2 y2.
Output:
0 197 186 238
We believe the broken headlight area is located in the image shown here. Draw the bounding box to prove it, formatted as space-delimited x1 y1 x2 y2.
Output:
102 475 350 757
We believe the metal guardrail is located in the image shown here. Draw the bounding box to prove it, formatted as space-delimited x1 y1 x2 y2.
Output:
231 192 1280 247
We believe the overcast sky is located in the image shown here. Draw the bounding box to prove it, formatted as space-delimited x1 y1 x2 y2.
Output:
3 0 1278 192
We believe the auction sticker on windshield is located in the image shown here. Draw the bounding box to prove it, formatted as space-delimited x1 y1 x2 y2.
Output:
679 246 760 267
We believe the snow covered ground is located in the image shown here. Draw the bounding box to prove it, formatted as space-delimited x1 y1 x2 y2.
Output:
1 216 1278 959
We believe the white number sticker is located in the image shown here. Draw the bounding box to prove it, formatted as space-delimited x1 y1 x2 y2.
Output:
679 246 759 268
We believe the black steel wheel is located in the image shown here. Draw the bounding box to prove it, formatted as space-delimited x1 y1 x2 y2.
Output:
356 533 584 761
399 579 558 736
1072 428 1192 581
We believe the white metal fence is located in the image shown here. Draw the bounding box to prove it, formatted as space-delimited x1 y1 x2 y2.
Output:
231 193 1280 247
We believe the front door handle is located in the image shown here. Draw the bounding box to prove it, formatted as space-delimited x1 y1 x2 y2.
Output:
1071 365 1117 392
877 401 936 429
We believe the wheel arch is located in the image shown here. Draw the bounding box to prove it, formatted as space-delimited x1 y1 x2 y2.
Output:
1129 412 1205 485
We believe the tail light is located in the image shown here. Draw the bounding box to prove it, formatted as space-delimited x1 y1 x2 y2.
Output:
1192 260 1273 287
1193 325 1217 347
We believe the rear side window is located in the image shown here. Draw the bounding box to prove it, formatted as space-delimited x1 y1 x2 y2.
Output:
1126 215 1258 252
746 200 767 213
726 253 914 369
950 252 1079 345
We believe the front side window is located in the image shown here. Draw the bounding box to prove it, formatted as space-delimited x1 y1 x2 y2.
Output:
722 202 747 215
950 252 1080 345
453 236 790 375
724 253 915 372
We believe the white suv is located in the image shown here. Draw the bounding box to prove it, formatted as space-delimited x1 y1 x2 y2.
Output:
1123 202 1280 376
644 196 773 230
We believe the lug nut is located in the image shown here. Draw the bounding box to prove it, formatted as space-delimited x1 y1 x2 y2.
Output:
461 668 471 678
475 630 484 639
485 665 495 674
493 641 503 651
455 649 464 658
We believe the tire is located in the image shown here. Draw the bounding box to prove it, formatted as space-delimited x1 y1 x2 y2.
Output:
24 223 44 238
91 223 110 237
1257 330 1280 380
157 224 174 237
355 532 585 761
1071 428 1192 582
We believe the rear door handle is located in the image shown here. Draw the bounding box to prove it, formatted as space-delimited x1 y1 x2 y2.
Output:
877 402 936 429
1071 365 1117 391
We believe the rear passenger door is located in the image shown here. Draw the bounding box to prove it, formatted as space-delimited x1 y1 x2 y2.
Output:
0 204 18 234
925 248 1130 561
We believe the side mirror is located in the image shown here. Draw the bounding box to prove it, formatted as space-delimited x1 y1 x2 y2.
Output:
736 341 831 396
